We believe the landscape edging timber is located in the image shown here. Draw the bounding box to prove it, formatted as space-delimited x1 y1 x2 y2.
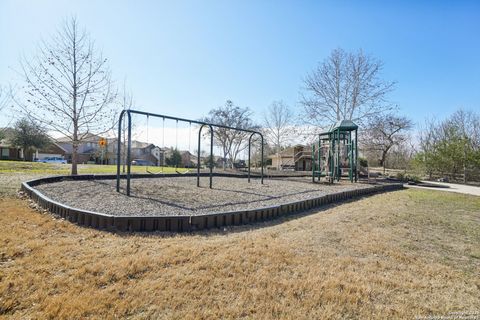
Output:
21 174 403 232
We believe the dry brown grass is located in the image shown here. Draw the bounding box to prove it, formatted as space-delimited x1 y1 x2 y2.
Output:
1 188 479 319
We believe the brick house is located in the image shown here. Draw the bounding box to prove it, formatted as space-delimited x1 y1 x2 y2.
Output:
0 128 66 161
269 145 313 171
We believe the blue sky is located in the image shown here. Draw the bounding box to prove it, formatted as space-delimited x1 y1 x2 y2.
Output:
1 0 479 131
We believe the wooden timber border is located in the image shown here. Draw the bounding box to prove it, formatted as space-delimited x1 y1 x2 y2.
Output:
21 174 403 232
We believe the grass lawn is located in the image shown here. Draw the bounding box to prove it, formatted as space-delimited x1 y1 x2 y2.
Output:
0 160 182 175
0 160 185 197
0 164 478 319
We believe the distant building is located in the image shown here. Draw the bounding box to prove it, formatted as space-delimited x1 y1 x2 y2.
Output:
0 128 201 167
0 128 66 161
215 156 233 169
128 140 164 166
56 133 107 164
269 145 313 171
180 150 198 168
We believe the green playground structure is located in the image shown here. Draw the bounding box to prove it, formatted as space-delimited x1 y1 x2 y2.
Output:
312 120 359 183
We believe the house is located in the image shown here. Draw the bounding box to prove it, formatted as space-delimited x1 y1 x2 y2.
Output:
0 128 66 161
33 143 67 161
180 151 198 168
1 128 169 166
0 140 22 161
215 156 233 169
56 133 106 164
128 140 164 166
161 148 197 167
0 128 21 160
56 134 166 165
269 145 313 171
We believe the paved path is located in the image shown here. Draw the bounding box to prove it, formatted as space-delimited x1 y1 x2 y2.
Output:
405 181 480 196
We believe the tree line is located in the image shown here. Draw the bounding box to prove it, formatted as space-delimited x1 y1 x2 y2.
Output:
415 110 480 183
1 17 478 183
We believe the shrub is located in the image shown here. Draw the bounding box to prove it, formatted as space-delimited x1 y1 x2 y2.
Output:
358 157 368 168
396 172 421 183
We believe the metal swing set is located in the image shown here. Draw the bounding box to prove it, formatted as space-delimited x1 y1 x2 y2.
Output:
116 109 265 196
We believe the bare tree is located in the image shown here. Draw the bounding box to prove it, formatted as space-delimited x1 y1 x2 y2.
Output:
363 113 413 173
0 85 9 114
383 137 416 172
301 48 395 127
203 100 257 169
263 100 294 154
418 110 480 182
446 109 479 183
0 85 13 139
15 17 117 174
119 80 135 172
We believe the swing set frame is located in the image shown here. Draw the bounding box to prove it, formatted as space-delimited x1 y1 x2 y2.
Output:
116 109 264 196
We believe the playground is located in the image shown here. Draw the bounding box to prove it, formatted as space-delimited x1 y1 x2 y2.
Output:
17 109 394 232
33 176 372 217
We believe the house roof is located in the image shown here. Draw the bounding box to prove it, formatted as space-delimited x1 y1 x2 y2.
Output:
0 128 65 152
47 142 68 153
55 132 104 143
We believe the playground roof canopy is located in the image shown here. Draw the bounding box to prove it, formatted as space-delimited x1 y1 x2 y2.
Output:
329 119 358 132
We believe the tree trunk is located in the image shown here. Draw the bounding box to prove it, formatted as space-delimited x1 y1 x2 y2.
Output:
381 151 387 174
72 143 78 175
71 22 78 176
71 124 78 175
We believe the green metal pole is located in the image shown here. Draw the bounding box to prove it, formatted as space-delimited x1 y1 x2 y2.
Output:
329 132 333 181
330 132 334 182
312 144 315 183
336 129 340 181
348 131 352 182
355 130 358 182
318 137 321 182
334 130 337 181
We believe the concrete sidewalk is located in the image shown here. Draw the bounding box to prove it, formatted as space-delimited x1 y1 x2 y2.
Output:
405 181 480 196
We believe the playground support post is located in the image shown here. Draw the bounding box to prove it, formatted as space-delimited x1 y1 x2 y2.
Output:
116 109 132 194
355 130 358 182
197 124 214 188
348 131 353 182
336 129 342 182
312 144 315 183
126 111 132 194
116 110 125 192
318 138 321 182
248 132 264 184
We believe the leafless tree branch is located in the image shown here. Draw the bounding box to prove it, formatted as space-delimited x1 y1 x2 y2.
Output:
300 48 396 128
14 17 118 174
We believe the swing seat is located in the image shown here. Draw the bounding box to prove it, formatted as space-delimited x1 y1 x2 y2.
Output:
146 168 164 174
